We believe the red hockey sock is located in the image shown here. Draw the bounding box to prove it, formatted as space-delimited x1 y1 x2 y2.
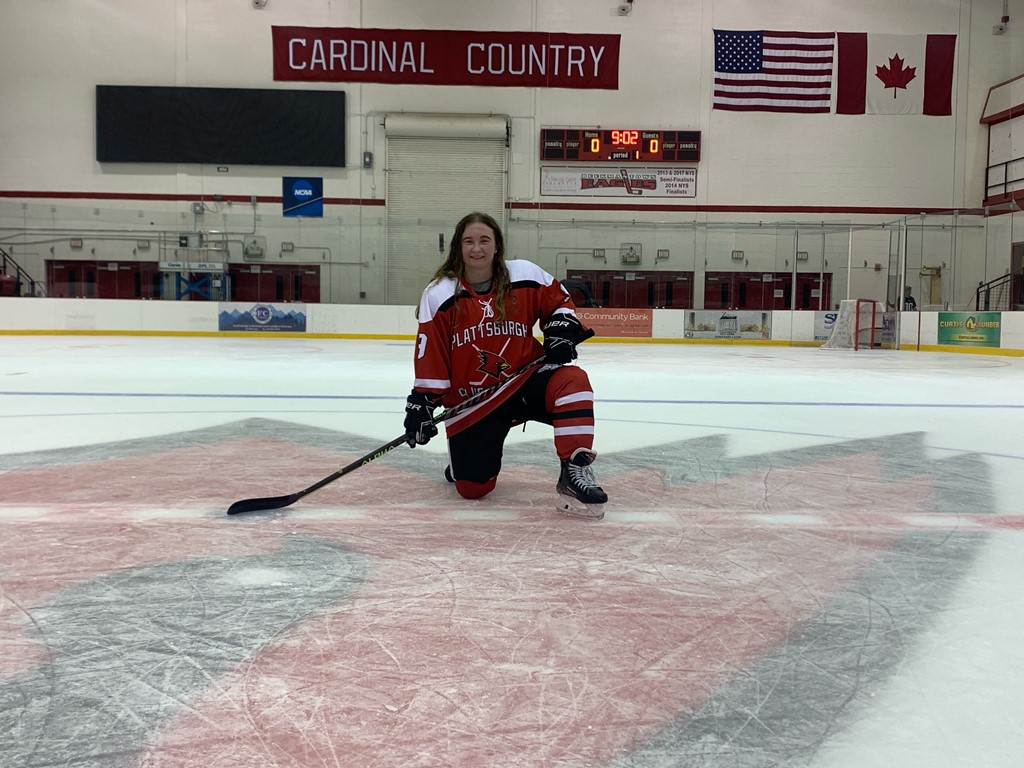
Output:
545 367 595 460
455 477 497 499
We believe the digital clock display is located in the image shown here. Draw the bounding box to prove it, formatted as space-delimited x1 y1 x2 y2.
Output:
541 128 701 163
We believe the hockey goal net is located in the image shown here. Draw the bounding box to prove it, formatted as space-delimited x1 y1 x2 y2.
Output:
821 299 893 350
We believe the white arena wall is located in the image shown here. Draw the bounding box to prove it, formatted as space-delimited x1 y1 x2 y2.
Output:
2 0 1022 314
3 298 1022 355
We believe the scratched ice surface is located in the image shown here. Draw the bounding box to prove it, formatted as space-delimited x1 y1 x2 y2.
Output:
0 336 1022 767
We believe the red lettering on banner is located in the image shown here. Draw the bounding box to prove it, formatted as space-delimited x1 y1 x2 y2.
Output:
273 27 620 89
580 177 657 190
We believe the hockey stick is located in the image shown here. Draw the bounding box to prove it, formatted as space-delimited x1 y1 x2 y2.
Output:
620 169 643 195
225 328 594 515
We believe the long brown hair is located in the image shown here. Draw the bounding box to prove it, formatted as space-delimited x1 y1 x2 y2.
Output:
431 211 512 322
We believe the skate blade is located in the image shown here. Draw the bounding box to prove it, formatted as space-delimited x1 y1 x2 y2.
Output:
556 494 605 520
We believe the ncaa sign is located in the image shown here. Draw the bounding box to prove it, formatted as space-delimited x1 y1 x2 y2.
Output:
282 176 323 217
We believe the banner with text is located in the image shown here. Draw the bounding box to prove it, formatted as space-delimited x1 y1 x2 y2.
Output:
815 310 838 341
937 312 1001 347
541 167 697 197
273 27 620 89
576 308 653 338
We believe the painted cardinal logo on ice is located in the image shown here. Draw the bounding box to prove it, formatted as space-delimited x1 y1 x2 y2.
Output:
0 420 1000 768
475 348 511 380
875 53 917 96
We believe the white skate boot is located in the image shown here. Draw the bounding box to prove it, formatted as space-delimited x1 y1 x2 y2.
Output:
555 448 608 520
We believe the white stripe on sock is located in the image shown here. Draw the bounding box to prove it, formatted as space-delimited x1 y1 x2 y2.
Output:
554 391 593 407
554 425 595 436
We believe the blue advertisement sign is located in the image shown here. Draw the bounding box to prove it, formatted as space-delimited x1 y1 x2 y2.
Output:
218 302 307 332
282 176 323 217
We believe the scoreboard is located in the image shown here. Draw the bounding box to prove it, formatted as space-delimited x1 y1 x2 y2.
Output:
541 128 701 163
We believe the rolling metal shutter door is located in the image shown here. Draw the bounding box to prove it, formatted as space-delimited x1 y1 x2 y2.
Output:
385 114 508 305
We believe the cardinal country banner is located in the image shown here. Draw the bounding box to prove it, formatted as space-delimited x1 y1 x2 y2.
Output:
272 27 620 89
836 33 956 115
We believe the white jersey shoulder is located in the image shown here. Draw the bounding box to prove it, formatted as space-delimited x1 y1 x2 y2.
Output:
417 276 459 324
507 259 556 286
508 260 574 318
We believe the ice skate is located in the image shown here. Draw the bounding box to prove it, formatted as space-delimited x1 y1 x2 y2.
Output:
555 448 607 519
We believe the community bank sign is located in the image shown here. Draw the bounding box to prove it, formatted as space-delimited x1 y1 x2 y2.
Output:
272 27 620 89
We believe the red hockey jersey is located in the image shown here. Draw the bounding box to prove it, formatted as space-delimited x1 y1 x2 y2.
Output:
413 259 580 436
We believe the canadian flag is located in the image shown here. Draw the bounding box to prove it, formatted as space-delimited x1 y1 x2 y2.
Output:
836 33 956 115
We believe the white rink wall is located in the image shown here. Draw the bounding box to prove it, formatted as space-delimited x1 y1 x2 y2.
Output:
2 297 1023 353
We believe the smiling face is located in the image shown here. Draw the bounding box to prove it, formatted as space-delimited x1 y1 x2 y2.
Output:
460 221 497 284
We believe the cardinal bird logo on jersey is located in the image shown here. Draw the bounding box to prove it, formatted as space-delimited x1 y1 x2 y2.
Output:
476 348 511 381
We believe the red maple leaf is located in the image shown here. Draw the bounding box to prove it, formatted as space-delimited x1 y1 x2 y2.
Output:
875 53 916 97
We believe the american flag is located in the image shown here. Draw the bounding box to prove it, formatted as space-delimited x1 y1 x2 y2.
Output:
713 30 836 113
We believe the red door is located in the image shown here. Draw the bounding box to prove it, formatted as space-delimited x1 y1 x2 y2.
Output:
229 266 270 302
95 264 139 298
49 261 97 298
568 270 693 309
703 272 734 309
290 266 321 303
794 272 832 310
652 275 693 309
229 264 321 303
95 265 117 298
47 261 70 297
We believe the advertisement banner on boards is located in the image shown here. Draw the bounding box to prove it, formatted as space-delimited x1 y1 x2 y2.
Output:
218 303 307 332
684 310 771 340
937 312 1001 347
576 308 653 338
815 310 838 341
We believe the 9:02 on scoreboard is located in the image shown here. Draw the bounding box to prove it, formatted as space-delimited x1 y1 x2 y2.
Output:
541 128 701 163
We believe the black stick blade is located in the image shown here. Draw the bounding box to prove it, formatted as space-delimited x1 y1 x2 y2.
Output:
226 493 302 515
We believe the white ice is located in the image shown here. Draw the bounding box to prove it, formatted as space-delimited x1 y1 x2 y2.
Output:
1 334 1022 767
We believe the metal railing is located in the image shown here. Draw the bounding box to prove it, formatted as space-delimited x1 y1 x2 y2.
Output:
0 247 44 296
973 272 1021 311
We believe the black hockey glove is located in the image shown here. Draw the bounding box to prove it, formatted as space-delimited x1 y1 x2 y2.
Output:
542 315 584 365
404 391 440 448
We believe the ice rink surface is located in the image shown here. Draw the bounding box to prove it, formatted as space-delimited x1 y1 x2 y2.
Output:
1 334 1023 767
